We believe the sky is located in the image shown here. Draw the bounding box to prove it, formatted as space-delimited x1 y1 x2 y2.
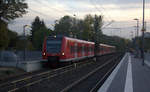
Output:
8 0 150 39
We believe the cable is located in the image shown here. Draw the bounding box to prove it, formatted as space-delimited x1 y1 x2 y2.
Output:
89 0 115 30
95 0 113 21
28 8 53 18
89 0 104 16
32 0 72 16
90 0 113 23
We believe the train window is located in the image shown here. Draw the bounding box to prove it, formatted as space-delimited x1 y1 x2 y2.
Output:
100 47 103 51
67 42 70 47
86 47 89 53
93 47 94 52
82 45 84 53
90 47 92 52
84 46 87 53
70 46 75 53
77 46 81 53
46 40 62 53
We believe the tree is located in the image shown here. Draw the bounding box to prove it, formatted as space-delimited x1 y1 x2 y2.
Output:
30 16 52 50
31 16 47 42
7 29 18 49
0 20 9 50
0 0 28 50
80 15 95 41
0 0 28 21
53 14 127 52
100 35 128 52
33 27 51 50
31 16 48 48
54 14 103 41
54 16 73 36
93 15 103 56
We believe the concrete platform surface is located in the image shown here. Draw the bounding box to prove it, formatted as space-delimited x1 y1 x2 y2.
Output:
98 53 150 92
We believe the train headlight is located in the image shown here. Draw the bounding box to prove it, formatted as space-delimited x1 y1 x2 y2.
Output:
62 52 65 55
43 52 46 56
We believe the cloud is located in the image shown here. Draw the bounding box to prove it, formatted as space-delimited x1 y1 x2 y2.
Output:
8 0 150 39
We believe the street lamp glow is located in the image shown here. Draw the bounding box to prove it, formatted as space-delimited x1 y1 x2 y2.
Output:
133 18 139 37
23 24 31 61
134 18 138 21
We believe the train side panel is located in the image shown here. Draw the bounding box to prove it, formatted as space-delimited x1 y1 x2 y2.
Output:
42 36 116 68
42 37 47 59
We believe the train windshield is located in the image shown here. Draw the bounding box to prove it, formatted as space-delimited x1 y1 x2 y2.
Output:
46 36 62 53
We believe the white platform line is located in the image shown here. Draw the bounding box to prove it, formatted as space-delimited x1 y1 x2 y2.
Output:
124 54 133 92
145 60 150 67
97 53 128 92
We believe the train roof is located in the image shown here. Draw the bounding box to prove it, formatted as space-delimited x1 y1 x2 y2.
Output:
47 35 115 48
64 36 95 44
100 43 116 48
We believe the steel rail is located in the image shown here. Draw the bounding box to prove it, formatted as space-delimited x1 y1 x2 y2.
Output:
90 55 122 92
3 58 98 92
60 55 120 92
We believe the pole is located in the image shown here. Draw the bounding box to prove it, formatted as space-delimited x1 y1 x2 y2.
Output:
23 25 26 61
137 19 139 37
141 0 145 66
136 19 139 58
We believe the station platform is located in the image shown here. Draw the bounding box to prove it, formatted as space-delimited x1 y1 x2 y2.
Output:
98 53 150 92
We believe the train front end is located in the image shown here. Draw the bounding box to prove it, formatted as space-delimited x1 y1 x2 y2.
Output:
42 35 64 67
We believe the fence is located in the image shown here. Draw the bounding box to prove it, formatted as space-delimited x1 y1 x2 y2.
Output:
0 51 42 62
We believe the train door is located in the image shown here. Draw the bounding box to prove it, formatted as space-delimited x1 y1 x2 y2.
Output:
75 42 78 58
82 44 85 57
89 45 91 55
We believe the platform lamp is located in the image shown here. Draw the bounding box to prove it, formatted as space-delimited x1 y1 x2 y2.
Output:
133 18 140 57
141 0 146 66
133 18 139 37
23 25 31 61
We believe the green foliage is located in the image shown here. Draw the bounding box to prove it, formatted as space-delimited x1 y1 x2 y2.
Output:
144 38 150 52
16 38 24 50
30 16 52 50
93 15 103 43
0 20 20 50
26 41 34 50
54 14 129 52
0 0 28 21
31 16 45 40
0 0 28 50
7 29 18 49
15 36 34 50
0 20 9 50
100 35 129 52
54 16 72 36
80 15 94 41
54 14 103 42
33 27 51 50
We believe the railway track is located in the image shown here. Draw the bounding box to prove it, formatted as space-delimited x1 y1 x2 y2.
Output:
0 53 121 92
60 54 123 92
0 62 86 92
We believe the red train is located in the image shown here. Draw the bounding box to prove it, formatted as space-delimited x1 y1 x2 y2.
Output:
42 35 115 66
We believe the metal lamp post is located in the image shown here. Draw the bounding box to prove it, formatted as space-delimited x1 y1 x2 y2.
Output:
141 0 145 65
23 25 31 61
133 18 139 37
133 18 139 58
